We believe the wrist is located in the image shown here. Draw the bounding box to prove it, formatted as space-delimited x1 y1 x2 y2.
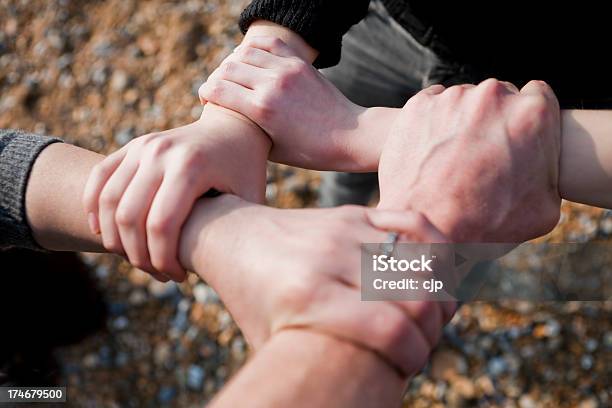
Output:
178 195 270 281
336 107 400 172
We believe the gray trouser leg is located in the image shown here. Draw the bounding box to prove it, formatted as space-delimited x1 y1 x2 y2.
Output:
318 0 438 207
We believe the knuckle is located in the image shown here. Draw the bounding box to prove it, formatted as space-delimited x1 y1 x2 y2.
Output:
239 46 256 60
115 206 137 227
150 255 173 275
273 72 292 91
147 216 173 236
252 98 275 122
145 137 173 157
442 84 466 100
99 189 120 209
208 81 225 100
274 275 316 314
287 57 307 74
269 37 285 51
220 61 237 77
103 239 123 255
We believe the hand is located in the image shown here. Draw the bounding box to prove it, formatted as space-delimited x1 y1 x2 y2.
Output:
82 106 270 282
180 195 456 376
198 36 369 171
378 79 562 242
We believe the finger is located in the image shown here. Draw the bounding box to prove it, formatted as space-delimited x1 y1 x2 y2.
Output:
83 148 128 234
500 80 519 94
145 171 200 282
198 79 257 118
240 36 299 58
419 84 446 95
285 284 432 377
213 60 268 90
519 79 559 106
98 154 140 255
366 209 448 243
235 45 292 69
115 163 165 278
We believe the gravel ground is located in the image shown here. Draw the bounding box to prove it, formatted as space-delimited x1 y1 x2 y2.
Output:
1 1 610 407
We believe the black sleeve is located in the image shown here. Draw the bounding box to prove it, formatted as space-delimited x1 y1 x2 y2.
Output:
239 0 370 68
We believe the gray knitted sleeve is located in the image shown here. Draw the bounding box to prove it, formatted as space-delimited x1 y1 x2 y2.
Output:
0 129 63 250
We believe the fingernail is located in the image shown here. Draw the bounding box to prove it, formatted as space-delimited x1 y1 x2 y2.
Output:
88 212 100 234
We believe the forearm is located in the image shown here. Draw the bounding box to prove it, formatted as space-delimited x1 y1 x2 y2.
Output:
210 329 405 408
26 145 409 407
24 142 248 267
559 109 612 208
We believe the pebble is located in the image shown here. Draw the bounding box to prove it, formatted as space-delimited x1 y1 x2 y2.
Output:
603 331 612 348
82 353 99 369
580 355 594 370
157 386 176 404
599 217 612 235
91 65 109 86
193 284 219 304
585 338 598 352
128 289 147 306
154 342 172 367
430 349 468 381
114 127 134 146
110 70 129 92
487 356 508 378
112 316 129 331
148 280 179 299
186 365 205 391
95 265 110 280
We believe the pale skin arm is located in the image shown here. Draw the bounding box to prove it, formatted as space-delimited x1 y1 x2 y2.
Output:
24 142 410 407
354 108 612 210
210 329 405 408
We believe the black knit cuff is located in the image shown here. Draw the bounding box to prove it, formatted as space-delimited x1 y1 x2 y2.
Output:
239 0 369 68
0 130 63 250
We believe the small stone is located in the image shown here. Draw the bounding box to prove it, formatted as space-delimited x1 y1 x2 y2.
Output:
193 284 219 304
534 319 561 338
154 342 172 367
128 289 147 306
430 349 467 381
157 386 176 404
114 127 134 146
585 338 598 352
110 70 129 92
580 354 593 370
603 331 612 348
519 395 537 408
93 39 114 57
178 298 191 313
599 217 612 234
124 88 139 105
56 54 73 70
82 353 99 369
95 265 110 280
186 365 205 391
578 397 598 408
115 352 129 367
91 65 109 86
451 375 476 399
108 302 127 316
112 316 129 331
475 375 495 396
487 356 508 378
